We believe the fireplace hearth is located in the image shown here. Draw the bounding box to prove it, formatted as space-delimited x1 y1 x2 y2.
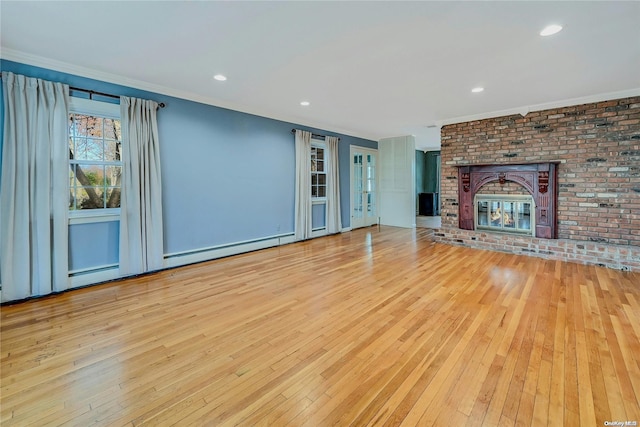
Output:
457 163 558 239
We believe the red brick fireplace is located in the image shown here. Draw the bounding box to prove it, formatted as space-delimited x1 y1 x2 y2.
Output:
433 96 640 271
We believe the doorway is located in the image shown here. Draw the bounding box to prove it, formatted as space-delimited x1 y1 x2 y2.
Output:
350 146 378 229
415 150 442 228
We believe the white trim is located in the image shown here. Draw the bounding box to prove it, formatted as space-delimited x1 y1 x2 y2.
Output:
311 229 328 238
5 229 354 298
69 97 120 117
67 97 122 218
1 48 375 142
69 210 120 225
310 142 327 201
69 263 118 276
350 145 380 230
4 49 639 142
438 88 640 126
3 49 172 98
67 233 302 288
68 265 120 289
164 233 296 269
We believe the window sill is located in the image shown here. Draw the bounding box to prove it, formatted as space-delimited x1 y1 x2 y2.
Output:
69 210 120 225
312 198 327 205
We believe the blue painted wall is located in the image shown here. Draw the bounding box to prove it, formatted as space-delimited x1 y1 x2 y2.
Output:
68 221 119 271
0 60 376 272
415 150 426 195
312 203 326 229
424 150 441 193
415 150 441 196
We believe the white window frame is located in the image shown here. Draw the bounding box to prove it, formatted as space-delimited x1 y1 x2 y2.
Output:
311 138 327 203
68 97 122 225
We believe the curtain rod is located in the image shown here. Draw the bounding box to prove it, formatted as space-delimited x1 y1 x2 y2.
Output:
0 75 166 108
291 128 340 141
69 87 166 109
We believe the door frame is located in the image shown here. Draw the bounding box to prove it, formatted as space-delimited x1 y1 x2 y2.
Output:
350 145 379 230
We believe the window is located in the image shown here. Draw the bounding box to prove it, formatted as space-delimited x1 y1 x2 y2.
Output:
68 98 122 216
311 143 326 199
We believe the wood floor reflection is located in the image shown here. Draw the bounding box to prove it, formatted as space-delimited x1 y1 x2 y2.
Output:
2 226 639 426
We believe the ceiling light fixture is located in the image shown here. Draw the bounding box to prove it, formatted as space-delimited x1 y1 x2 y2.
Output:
471 87 484 93
300 101 310 106
213 74 227 81
540 24 563 36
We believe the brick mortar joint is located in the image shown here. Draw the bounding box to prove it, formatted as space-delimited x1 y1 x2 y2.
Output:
431 227 639 271
439 95 639 247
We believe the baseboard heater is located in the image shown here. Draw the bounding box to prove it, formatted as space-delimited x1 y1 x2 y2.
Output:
164 233 297 269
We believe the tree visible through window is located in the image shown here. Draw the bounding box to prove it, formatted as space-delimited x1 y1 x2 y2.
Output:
311 145 326 198
68 113 122 210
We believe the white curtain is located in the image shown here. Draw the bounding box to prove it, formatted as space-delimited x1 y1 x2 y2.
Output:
294 130 312 241
325 136 341 234
0 72 69 302
119 96 164 276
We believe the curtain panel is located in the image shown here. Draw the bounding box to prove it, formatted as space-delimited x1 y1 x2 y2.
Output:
294 130 312 241
119 96 164 276
0 71 69 302
325 136 341 234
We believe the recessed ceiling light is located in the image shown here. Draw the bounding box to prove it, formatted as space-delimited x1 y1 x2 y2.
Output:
213 74 227 81
300 101 310 106
540 24 563 36
471 87 484 93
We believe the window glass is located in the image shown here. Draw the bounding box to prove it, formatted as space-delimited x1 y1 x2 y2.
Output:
69 112 122 211
311 144 327 199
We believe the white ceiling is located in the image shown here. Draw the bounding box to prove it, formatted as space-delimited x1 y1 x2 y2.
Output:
1 1 639 150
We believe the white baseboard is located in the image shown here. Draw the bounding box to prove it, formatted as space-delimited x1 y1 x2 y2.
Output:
69 266 121 289
1 231 328 302
1 269 121 303
65 233 299 290
164 233 296 269
310 229 328 239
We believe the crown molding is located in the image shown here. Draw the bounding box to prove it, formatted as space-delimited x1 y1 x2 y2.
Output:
0 48 376 142
3 49 639 142
440 88 640 126
2 48 186 102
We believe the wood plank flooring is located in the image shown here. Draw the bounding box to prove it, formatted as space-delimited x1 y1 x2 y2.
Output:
1 226 639 426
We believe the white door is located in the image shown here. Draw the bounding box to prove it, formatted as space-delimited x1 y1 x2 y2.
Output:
350 146 378 229
378 135 416 228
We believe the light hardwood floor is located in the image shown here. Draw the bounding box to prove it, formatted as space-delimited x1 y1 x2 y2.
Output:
1 226 639 426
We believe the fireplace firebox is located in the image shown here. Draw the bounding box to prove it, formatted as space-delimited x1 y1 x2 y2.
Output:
457 163 558 239
475 194 535 236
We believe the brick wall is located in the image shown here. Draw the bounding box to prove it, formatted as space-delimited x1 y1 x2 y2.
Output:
436 96 640 270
